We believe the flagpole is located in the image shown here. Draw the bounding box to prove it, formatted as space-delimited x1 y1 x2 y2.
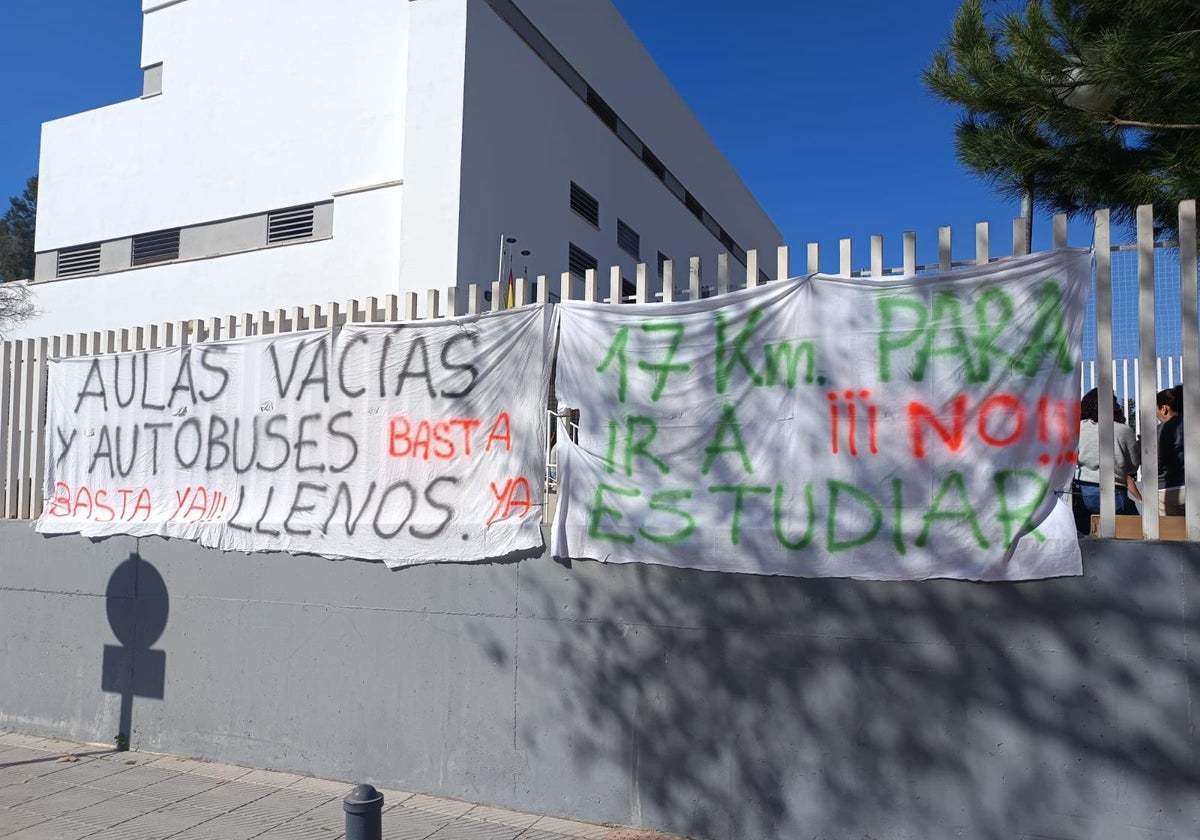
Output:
497 235 517 286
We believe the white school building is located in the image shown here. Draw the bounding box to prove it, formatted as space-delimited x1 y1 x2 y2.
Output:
14 0 781 339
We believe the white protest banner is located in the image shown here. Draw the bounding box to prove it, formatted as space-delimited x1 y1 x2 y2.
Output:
38 306 553 568
552 250 1090 581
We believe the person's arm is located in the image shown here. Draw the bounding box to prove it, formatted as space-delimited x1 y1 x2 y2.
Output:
1126 475 1143 502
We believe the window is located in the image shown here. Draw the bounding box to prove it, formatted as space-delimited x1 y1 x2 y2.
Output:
132 228 180 266
684 192 703 220
616 219 640 259
657 251 669 278
268 205 316 243
568 243 598 279
569 183 599 228
56 243 101 278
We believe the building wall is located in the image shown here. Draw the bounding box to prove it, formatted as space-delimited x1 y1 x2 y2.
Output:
35 0 408 253
10 185 402 338
1 520 1196 840
28 0 780 333
396 0 471 296
452 0 782 298
516 0 776 255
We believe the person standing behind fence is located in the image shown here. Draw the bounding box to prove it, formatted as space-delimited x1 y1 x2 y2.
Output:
1156 385 1186 515
1076 389 1141 521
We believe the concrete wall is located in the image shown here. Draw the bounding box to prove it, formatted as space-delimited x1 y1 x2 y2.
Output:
1 520 1196 840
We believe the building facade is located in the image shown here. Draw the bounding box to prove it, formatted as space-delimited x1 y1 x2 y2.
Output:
17 0 781 338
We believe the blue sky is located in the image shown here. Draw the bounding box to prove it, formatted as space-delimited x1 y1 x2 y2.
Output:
1 0 1100 271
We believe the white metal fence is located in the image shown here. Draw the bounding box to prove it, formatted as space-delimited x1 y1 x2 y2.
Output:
3 202 1198 541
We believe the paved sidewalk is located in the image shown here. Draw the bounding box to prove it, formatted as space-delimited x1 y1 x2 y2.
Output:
0 731 678 840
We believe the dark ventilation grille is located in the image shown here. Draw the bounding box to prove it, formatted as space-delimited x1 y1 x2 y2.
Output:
568 243 598 279
56 243 102 278
569 182 599 227
132 228 180 265
267 205 316 243
642 147 666 180
616 219 640 259
585 87 618 131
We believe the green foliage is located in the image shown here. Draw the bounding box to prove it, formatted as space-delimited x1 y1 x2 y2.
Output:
0 176 37 283
924 1 1200 230
0 176 37 336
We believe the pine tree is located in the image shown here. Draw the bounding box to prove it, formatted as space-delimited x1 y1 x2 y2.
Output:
0 176 37 335
0 176 38 283
924 0 1200 233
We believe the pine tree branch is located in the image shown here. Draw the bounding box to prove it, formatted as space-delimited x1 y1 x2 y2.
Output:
1104 117 1200 130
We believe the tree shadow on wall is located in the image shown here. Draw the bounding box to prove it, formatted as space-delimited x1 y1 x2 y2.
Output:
504 545 1199 840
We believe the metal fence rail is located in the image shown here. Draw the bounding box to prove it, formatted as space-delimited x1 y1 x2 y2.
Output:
3 202 1199 542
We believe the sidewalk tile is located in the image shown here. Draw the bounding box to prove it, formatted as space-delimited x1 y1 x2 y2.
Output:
405 792 476 817
257 818 347 840
0 810 53 837
238 768 305 787
464 804 541 829
0 748 51 764
0 780 73 808
143 755 211 774
378 787 415 808
287 776 351 797
182 760 254 782
138 773 222 800
426 817 524 840
170 809 288 840
22 784 120 816
518 831 586 840
29 738 92 755
283 802 345 833
89 765 180 792
179 781 275 811
36 757 130 785
7 758 81 782
0 733 52 751
234 787 334 820
98 804 212 835
385 806 451 840
2 818 97 840
528 816 612 839
66 795 166 828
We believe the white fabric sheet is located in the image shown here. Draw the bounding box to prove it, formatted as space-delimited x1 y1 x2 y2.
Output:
551 250 1090 581
37 306 553 568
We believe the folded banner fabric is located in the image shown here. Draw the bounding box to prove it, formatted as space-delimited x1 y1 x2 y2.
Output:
37 306 554 568
551 250 1091 581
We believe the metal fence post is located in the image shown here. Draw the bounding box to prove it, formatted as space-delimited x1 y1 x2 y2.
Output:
344 784 383 840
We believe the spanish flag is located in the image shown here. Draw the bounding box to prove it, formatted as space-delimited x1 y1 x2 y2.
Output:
505 267 515 308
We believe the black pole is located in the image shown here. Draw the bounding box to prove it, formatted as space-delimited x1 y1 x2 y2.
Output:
344 784 383 840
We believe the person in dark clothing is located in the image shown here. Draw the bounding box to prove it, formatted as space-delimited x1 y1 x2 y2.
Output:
1156 385 1186 515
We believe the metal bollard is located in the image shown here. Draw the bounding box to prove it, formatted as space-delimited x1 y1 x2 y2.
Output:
344 783 384 840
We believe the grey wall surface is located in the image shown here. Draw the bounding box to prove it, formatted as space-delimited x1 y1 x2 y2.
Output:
1 519 1197 840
